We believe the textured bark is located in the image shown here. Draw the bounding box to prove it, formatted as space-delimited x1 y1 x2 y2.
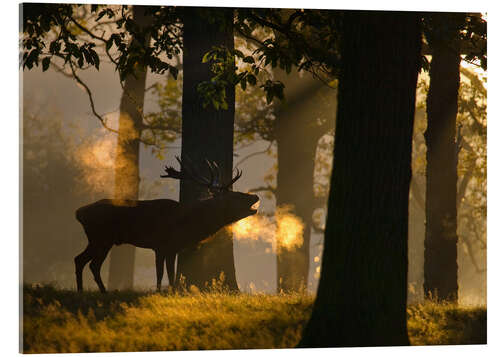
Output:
176 8 238 290
423 13 463 302
107 6 149 290
299 11 421 347
273 68 332 292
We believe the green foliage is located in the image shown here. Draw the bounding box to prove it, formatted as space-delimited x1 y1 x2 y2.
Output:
197 46 234 110
22 285 485 352
21 4 101 71
21 4 182 80
460 14 487 70
234 9 341 80
422 12 487 70
198 8 342 109
21 5 345 110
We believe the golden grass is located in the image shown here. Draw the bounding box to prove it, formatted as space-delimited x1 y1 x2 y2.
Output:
407 300 486 345
22 285 486 353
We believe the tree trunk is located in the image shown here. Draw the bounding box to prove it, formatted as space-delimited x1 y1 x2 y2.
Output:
299 11 421 347
274 68 332 292
107 6 149 290
423 13 463 302
176 7 238 291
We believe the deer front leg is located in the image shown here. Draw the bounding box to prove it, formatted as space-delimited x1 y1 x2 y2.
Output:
165 253 176 290
74 245 92 292
155 250 165 292
89 244 112 293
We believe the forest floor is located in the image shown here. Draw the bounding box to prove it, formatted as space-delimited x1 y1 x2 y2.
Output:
21 284 486 353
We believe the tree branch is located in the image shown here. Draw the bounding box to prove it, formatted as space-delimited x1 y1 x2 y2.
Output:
234 141 273 167
248 185 276 194
68 60 119 134
68 15 108 42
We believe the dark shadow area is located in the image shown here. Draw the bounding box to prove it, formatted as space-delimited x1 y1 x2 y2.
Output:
23 284 149 321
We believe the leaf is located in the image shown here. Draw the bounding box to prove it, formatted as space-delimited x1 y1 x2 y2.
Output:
112 34 122 47
247 74 257 86
42 57 50 72
96 9 107 21
82 48 91 64
116 18 125 28
243 56 255 64
233 49 244 58
90 49 100 70
201 52 210 63
266 90 273 104
49 41 59 54
170 66 179 80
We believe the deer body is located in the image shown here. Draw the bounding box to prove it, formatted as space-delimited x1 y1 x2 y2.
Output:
75 158 258 293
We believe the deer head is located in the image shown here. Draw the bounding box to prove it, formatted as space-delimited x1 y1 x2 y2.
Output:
162 156 259 219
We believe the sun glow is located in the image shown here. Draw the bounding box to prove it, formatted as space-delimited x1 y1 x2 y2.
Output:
74 128 116 195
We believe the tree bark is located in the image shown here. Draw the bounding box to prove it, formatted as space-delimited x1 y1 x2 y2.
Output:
176 7 238 291
107 6 149 290
423 13 463 302
299 11 421 347
274 68 333 292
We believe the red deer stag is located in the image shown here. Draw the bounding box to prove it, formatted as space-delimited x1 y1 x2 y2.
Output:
74 157 259 293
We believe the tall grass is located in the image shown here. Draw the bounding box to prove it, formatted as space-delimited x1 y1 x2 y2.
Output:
407 300 486 345
22 285 486 353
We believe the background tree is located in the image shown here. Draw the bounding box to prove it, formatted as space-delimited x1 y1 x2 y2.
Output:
299 11 421 346
273 67 334 292
409 64 487 303
107 5 151 290
422 12 486 302
176 7 239 290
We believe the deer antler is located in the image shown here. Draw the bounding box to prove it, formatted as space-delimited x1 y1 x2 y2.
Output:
161 156 243 192
222 168 243 190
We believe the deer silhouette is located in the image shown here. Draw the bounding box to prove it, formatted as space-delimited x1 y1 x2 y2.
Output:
75 156 259 293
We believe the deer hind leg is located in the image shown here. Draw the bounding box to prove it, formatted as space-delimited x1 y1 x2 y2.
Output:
75 245 93 292
165 253 176 290
155 250 165 292
89 244 112 293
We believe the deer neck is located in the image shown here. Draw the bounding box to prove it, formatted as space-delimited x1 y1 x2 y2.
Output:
182 197 228 242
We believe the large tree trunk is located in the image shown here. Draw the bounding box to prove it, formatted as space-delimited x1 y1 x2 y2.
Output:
423 13 463 302
299 11 421 347
274 68 332 292
176 7 238 291
107 6 149 290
